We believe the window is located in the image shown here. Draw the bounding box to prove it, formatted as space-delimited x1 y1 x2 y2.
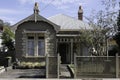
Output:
27 36 34 56
26 34 45 56
38 37 45 56
38 40 45 56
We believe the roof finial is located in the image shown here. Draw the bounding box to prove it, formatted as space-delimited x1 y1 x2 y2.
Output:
34 2 39 14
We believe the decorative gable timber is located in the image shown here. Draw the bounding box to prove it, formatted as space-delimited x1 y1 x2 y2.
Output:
12 14 60 33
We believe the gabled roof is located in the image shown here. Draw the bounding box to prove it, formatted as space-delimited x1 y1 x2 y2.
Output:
12 14 60 32
48 14 93 31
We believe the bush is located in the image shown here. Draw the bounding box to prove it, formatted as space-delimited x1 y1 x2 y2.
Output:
18 62 45 69
108 45 118 56
0 56 12 67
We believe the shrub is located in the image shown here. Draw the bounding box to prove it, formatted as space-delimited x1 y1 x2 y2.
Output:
18 61 45 69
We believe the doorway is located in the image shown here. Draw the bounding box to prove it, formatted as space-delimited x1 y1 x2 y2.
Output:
58 43 70 64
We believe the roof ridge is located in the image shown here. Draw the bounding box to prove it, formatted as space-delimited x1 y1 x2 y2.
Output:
48 13 64 19
59 14 89 25
48 14 93 30
48 13 86 23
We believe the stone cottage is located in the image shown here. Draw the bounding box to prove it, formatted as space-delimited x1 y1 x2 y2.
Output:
12 3 92 64
11 2 94 78
11 3 119 78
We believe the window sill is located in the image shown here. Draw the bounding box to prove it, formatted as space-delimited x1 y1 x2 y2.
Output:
23 56 45 58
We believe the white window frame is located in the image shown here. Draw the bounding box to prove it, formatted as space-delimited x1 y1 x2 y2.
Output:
26 33 45 57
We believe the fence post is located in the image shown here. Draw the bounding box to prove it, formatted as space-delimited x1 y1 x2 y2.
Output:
57 53 60 78
116 53 119 78
74 53 76 78
46 54 48 78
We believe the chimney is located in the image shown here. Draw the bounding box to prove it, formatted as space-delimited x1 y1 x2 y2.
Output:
78 6 83 20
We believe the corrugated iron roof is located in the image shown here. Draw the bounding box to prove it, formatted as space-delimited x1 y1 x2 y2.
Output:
48 14 93 30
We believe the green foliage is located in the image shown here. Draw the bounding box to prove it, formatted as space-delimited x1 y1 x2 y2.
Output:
118 10 120 31
114 10 120 49
19 62 45 69
79 29 93 46
84 0 118 56
1 24 15 51
79 24 109 55
108 45 118 56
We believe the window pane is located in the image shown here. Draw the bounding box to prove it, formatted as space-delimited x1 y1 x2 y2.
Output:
38 37 44 39
27 40 34 56
38 40 45 56
28 36 34 39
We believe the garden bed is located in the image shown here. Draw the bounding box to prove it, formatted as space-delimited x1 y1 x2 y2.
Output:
13 62 45 69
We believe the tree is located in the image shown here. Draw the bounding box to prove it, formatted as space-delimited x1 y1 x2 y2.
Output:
114 9 120 50
0 19 3 31
82 0 119 56
95 0 119 56
79 29 93 47
1 21 15 52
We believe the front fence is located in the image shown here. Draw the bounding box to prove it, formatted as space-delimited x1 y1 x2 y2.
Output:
46 54 61 78
119 56 120 77
74 54 119 78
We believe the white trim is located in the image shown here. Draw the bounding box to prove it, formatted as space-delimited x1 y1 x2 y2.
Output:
57 34 80 37
45 33 47 56
24 30 47 33
26 33 45 57
25 34 28 56
76 56 115 57
59 29 81 31
23 56 45 58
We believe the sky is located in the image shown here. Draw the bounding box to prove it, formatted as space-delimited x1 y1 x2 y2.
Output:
0 0 119 25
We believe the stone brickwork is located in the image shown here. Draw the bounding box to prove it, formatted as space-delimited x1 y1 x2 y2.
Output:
15 21 58 78
15 21 56 61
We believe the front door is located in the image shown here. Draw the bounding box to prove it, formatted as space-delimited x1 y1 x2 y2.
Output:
58 43 70 64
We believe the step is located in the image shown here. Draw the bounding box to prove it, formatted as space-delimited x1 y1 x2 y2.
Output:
0 66 5 73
